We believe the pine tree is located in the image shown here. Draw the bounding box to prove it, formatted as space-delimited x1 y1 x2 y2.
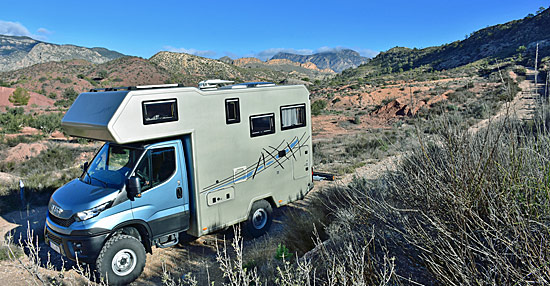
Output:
9 87 30 106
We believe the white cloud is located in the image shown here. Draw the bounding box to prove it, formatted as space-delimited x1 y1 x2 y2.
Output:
163 46 217 57
254 48 314 61
252 46 379 60
0 20 50 41
355 48 379 58
37 27 52 35
0 20 31 36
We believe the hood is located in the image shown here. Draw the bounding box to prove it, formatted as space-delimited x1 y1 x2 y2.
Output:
49 179 119 219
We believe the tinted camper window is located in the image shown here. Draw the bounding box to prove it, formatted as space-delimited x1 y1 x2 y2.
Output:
250 113 275 137
142 99 178 125
281 104 306 130
225 98 240 124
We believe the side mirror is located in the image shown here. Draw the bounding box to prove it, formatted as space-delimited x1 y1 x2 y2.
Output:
82 161 89 171
127 176 142 200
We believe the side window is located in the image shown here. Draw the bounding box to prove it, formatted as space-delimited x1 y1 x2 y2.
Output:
142 99 178 125
225 98 240 124
250 113 275 137
134 147 176 191
281 104 306 130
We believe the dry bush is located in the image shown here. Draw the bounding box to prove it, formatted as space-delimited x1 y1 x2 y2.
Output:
376 115 550 284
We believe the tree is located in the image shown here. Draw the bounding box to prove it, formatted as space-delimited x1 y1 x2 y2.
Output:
9 87 30 106
536 6 546 15
516 45 527 61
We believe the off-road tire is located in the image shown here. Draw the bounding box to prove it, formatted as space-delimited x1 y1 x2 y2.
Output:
244 200 273 238
96 234 146 285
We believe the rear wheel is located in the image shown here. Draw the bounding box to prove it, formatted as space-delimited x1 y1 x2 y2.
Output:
96 234 146 285
244 200 273 238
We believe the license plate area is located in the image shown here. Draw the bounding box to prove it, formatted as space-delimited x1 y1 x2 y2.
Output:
50 241 61 254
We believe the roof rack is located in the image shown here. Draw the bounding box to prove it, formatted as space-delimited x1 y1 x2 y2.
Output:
90 83 184 92
199 79 234 90
219 82 275 90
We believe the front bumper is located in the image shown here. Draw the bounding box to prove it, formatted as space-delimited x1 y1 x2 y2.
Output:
44 224 109 264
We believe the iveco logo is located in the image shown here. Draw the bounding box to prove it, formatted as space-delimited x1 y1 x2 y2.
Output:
50 204 63 216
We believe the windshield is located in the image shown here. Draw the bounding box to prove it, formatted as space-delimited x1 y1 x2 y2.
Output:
81 143 145 189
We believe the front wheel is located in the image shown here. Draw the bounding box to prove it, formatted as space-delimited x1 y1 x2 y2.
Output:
244 200 273 238
96 234 146 285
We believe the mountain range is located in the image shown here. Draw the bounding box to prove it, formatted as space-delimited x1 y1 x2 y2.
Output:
270 49 369 73
0 35 125 72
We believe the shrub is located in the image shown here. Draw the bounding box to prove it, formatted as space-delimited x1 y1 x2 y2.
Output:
311 100 327 116
377 115 550 284
9 87 30 106
28 112 63 135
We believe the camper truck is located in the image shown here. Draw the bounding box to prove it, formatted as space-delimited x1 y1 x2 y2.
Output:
44 81 313 284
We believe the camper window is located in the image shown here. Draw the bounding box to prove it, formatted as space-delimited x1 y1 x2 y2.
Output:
250 113 275 137
225 98 240 124
281 104 306 130
142 99 178 125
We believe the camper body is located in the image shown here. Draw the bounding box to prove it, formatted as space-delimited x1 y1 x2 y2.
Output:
44 83 313 284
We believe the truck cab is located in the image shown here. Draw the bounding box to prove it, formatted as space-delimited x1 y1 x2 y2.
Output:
45 139 191 282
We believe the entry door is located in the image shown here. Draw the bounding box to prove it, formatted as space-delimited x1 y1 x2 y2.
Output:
131 141 190 237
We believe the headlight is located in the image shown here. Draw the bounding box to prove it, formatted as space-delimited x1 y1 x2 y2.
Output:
75 201 111 221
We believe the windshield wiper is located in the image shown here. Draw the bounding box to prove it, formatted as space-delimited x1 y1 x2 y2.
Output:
85 170 108 188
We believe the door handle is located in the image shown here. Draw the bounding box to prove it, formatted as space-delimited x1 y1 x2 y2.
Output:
176 187 183 199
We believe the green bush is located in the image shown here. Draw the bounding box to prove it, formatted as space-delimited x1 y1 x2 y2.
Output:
9 87 30 106
0 107 28 133
28 113 63 135
311 100 327 116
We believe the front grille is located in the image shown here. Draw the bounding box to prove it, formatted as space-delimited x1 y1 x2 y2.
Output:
46 229 62 245
49 212 75 227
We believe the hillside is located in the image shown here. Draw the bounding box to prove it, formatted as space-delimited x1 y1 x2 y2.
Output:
149 51 322 84
339 8 550 80
271 49 369 72
0 56 173 102
0 35 125 72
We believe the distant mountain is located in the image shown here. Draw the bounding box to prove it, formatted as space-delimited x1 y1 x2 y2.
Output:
149 51 327 84
341 8 550 79
0 35 125 72
227 57 334 77
270 49 370 72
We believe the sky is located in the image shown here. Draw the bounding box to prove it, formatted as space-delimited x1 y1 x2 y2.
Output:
0 0 548 60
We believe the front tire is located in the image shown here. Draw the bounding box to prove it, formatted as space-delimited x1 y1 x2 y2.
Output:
96 234 146 285
244 200 273 238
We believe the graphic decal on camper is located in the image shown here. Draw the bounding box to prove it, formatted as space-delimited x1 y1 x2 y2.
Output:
203 132 309 193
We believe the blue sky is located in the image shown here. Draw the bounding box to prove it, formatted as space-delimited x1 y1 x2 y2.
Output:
0 0 547 60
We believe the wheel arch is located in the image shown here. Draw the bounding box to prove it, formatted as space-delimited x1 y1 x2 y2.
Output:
111 220 153 254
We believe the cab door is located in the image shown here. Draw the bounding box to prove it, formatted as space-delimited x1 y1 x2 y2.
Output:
130 140 190 238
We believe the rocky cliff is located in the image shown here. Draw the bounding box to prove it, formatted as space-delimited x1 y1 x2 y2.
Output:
0 35 125 72
271 49 369 72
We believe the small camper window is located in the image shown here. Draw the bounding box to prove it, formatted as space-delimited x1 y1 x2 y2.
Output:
250 113 275 137
142 99 178 125
225 98 240 124
281 104 306 130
